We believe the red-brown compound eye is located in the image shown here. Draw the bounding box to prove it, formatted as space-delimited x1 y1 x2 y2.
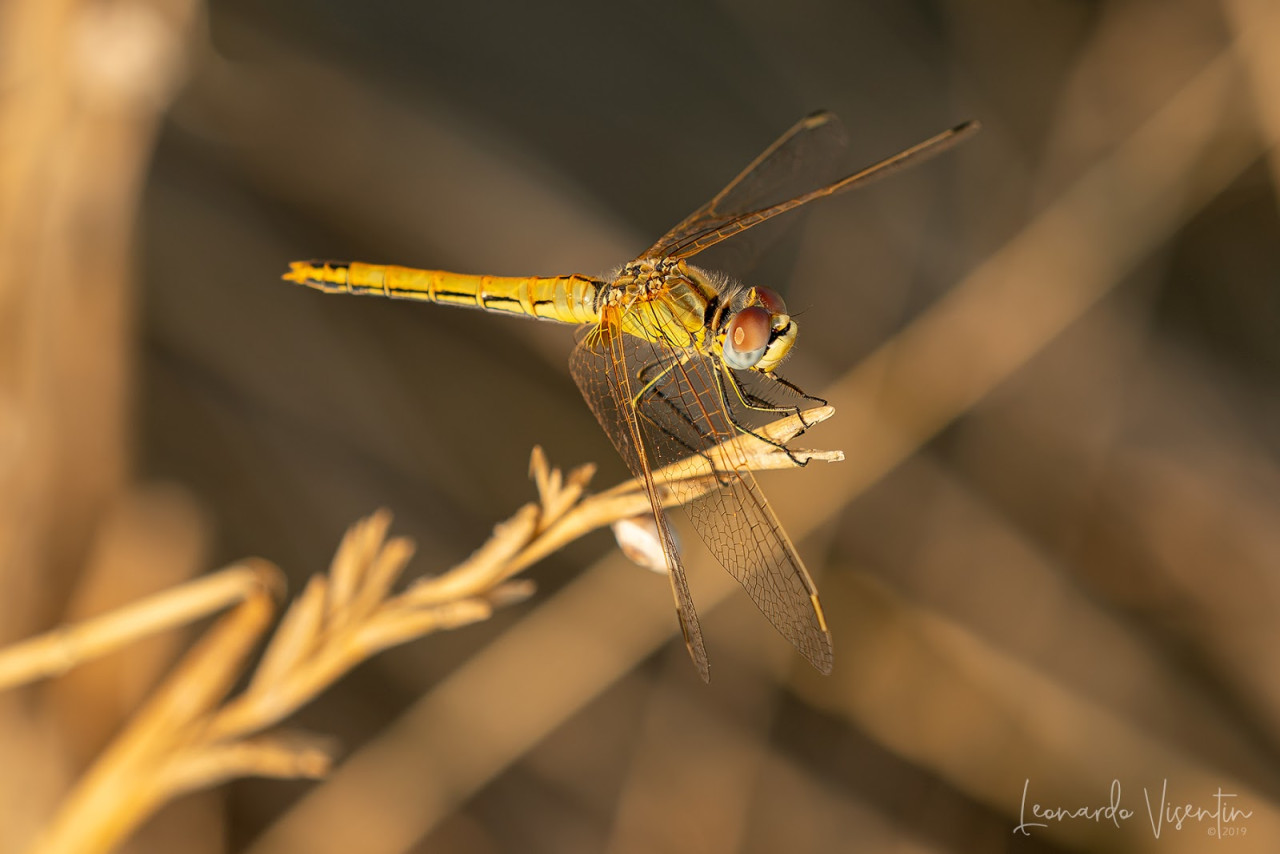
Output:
752 286 787 316
723 306 772 369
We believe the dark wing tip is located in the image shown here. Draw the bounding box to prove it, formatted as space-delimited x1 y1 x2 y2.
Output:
799 614 834 675
802 109 837 128
676 605 712 683
811 642 834 676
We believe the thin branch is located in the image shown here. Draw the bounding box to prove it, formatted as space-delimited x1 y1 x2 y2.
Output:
0 561 273 692
33 411 841 854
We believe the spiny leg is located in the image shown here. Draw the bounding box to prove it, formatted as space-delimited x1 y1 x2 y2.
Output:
732 365 824 413
633 371 721 474
714 368 812 466
764 371 827 409
633 338 811 463
726 368 827 431
633 357 683 401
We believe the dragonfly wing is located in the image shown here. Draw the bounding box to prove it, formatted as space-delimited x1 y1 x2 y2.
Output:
568 318 711 682
649 117 980 262
592 318 834 674
643 111 848 260
684 465 833 673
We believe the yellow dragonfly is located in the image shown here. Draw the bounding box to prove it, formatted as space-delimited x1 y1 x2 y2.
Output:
284 111 977 681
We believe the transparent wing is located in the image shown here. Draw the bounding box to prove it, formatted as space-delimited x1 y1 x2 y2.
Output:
646 116 980 262
571 308 834 675
569 315 711 682
643 111 848 260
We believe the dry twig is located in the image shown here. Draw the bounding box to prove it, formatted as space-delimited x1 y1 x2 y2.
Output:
0 563 262 692
28 409 839 854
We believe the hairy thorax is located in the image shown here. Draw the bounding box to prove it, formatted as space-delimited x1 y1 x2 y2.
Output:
603 258 726 352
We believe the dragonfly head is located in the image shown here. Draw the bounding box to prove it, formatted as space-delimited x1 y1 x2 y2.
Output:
719 286 796 373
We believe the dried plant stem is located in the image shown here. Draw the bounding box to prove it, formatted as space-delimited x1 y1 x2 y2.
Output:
413 405 841 595
35 570 284 854
33 414 840 854
0 561 271 692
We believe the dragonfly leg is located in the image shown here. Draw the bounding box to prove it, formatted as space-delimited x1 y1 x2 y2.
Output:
734 384 804 418
630 349 807 477
715 369 811 467
632 358 683 405
765 372 827 409
728 370 826 422
631 360 730 483
636 403 718 474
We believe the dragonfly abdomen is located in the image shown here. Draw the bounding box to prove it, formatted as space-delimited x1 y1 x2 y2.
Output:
284 261 602 325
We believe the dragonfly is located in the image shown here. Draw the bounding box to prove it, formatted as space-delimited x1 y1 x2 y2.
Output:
284 111 978 681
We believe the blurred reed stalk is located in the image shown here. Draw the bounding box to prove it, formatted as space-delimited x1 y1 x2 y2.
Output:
0 0 203 849
0 0 199 641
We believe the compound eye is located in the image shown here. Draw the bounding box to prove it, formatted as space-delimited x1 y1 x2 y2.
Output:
752 286 787 316
724 306 771 369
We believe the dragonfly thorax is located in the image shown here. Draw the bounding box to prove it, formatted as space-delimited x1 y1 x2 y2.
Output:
613 257 690 294
603 258 797 373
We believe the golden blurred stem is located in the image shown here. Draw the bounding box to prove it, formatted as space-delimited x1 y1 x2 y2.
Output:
0 562 271 691
1223 0 1280 203
158 736 332 794
207 642 364 743
207 597 495 744
0 0 199 639
32 576 280 854
32 433 838 853
502 492 653 579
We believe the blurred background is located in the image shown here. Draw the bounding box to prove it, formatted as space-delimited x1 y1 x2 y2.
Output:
3 0 1280 851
